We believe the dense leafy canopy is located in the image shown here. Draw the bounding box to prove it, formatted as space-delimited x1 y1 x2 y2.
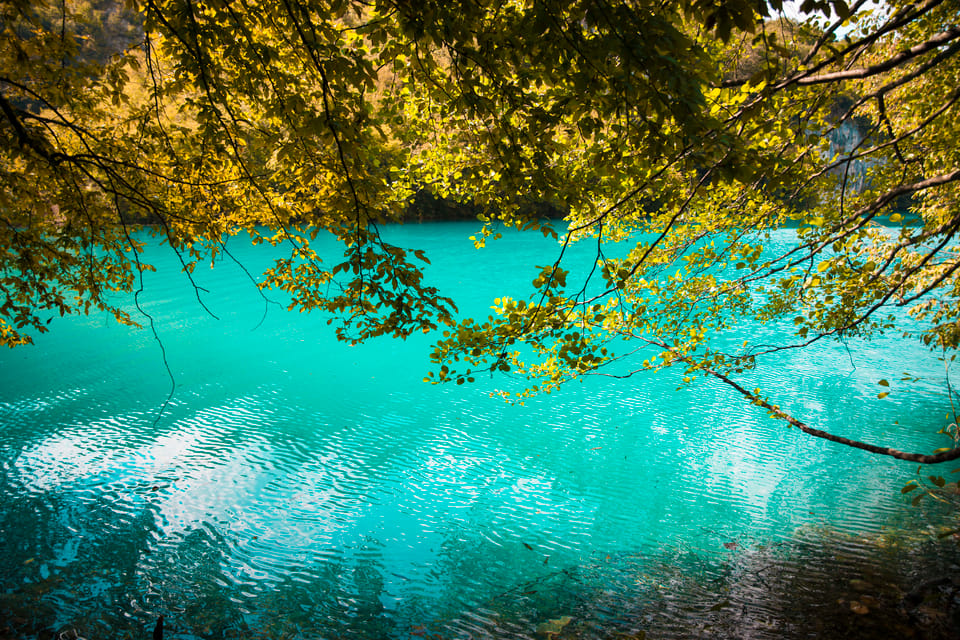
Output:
3 0 960 459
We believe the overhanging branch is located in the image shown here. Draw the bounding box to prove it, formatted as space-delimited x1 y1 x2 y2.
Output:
789 25 960 86
702 363 960 464
609 334 960 463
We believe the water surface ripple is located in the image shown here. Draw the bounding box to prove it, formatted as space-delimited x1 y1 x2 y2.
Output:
0 224 957 638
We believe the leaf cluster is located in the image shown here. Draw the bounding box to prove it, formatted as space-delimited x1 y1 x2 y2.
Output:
4 0 960 468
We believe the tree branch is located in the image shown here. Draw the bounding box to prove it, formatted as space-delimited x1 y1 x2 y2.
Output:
0 91 64 165
700 363 960 464
790 26 960 86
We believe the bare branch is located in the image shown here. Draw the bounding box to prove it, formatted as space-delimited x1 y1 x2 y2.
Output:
790 26 960 86
703 363 960 464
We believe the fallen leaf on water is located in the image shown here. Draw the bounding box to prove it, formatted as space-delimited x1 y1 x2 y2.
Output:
523 542 533 550
849 600 870 615
536 615 573 636
723 541 738 550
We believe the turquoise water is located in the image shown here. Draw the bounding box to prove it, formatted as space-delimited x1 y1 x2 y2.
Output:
0 222 957 638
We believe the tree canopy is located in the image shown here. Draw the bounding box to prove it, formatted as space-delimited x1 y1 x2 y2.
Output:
3 0 960 461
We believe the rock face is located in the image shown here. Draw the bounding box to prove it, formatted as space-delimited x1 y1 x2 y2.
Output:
825 117 875 193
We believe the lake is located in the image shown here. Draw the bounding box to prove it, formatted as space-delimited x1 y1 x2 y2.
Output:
0 222 957 639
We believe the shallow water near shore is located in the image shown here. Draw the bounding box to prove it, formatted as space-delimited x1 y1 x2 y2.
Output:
0 222 957 638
